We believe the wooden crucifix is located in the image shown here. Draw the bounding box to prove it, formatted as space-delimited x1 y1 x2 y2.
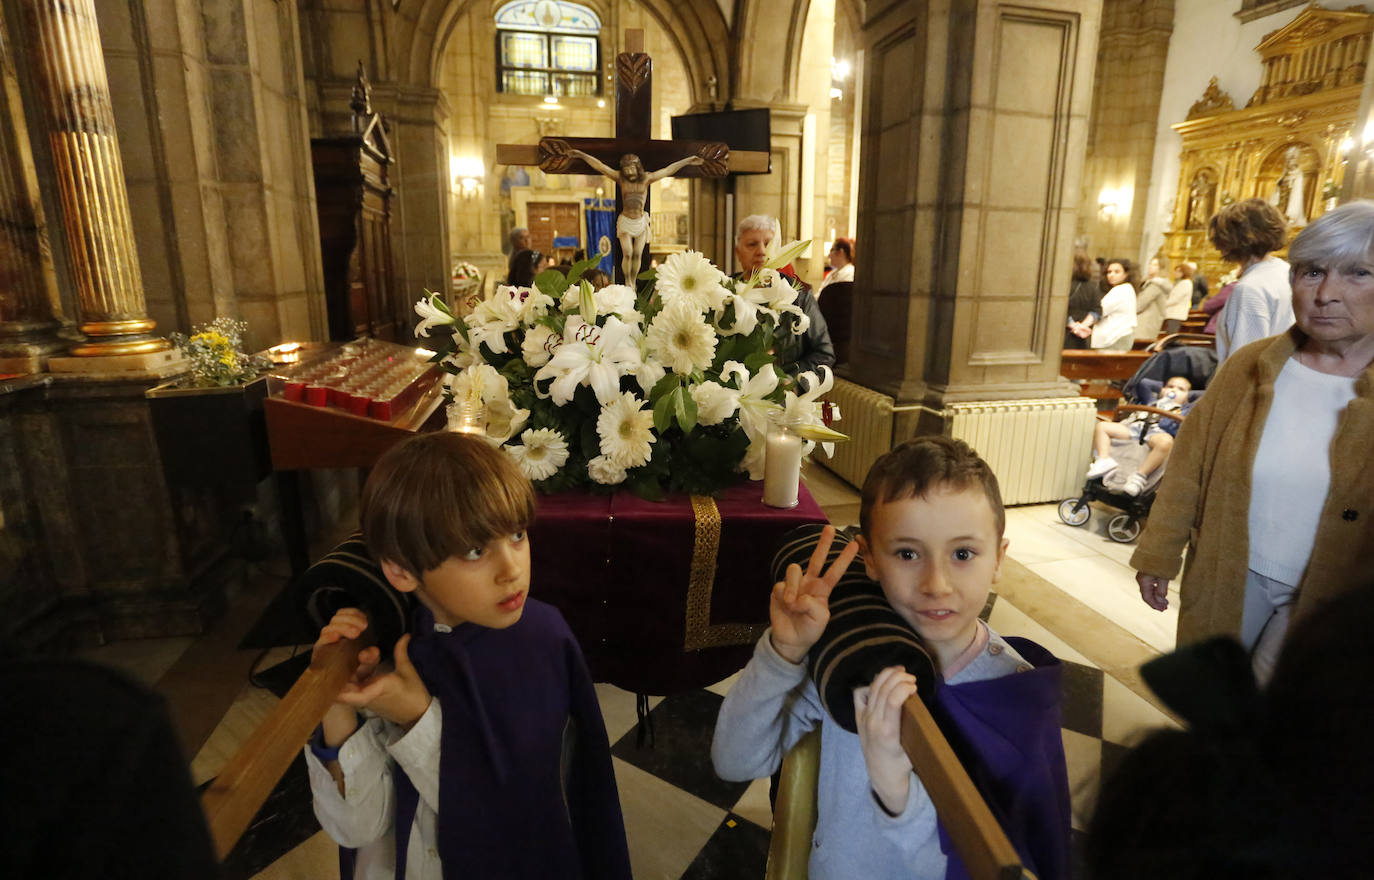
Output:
496 30 769 283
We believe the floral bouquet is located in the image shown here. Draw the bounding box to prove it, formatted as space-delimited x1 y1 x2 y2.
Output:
414 243 843 497
169 317 268 387
451 260 483 315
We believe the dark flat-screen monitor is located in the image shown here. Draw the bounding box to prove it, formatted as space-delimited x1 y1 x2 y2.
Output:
671 108 770 174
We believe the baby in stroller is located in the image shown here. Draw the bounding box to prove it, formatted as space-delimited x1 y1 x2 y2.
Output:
1085 375 1193 496
1059 343 1217 542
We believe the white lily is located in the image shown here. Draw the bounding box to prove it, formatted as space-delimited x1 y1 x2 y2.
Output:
414 293 455 338
690 380 739 426
782 365 839 457
534 315 641 405
443 365 529 444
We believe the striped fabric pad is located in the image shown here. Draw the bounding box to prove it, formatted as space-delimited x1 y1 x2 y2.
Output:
299 531 412 658
771 524 937 733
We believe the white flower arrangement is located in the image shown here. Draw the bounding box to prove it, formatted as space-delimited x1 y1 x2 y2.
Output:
414 242 843 496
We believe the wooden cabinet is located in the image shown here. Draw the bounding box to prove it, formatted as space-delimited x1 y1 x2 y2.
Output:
312 131 401 342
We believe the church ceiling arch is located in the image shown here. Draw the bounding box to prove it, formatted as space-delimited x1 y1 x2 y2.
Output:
403 0 731 107
733 0 812 102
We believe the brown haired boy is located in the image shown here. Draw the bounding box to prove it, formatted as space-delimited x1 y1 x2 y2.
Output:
713 436 1071 879
305 432 631 879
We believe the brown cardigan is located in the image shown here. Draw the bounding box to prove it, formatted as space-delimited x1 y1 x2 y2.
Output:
1130 328 1374 646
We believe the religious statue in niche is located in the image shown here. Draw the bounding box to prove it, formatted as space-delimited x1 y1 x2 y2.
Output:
542 140 709 282
1187 171 1217 228
1270 145 1308 226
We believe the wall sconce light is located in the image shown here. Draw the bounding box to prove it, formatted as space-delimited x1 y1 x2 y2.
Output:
1097 186 1131 222
830 57 851 80
451 156 485 199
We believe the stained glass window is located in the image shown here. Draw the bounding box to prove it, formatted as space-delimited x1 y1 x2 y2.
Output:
496 0 601 97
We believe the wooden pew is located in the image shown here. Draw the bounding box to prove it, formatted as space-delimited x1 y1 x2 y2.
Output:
1060 349 1152 412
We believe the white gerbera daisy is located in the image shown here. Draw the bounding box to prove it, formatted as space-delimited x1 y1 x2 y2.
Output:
587 454 628 486
506 428 569 481
656 250 727 312
646 300 717 374
596 391 656 468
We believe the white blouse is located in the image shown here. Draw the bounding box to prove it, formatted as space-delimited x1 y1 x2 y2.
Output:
1091 283 1137 350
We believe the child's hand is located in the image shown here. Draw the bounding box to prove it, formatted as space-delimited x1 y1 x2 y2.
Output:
854 665 919 815
314 609 432 733
334 633 433 730
769 525 860 664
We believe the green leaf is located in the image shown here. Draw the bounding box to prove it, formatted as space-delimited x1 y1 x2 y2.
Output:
648 372 680 404
567 252 602 285
674 386 698 433
653 391 674 434
744 349 774 374
637 267 658 283
534 268 567 301
764 239 812 271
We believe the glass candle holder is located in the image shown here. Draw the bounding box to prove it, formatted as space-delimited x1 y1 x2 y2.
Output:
448 398 487 436
762 415 804 508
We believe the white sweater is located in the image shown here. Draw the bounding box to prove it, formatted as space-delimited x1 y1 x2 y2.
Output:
1248 356 1358 584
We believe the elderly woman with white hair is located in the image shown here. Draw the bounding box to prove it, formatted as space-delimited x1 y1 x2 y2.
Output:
733 214 835 379
1132 200 1374 682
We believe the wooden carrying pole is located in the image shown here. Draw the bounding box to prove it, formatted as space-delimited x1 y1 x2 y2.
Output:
199 635 367 859
900 695 1028 880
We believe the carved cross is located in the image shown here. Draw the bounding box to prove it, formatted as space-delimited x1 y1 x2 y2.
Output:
496 30 768 281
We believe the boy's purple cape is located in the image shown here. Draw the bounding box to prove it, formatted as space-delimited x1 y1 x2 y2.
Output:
933 637 1073 880
379 599 632 880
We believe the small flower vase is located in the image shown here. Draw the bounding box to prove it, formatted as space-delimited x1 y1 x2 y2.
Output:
448 399 487 436
762 416 804 508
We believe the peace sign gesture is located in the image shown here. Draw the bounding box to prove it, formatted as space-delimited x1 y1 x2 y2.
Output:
769 525 861 664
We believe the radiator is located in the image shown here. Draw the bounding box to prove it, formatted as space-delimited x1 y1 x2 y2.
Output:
947 397 1097 505
818 377 895 489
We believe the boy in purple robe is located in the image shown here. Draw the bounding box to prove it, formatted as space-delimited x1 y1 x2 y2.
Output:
304 432 632 879
712 436 1071 879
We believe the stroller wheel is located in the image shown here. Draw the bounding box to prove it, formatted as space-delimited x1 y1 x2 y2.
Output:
1058 498 1091 527
1107 513 1141 543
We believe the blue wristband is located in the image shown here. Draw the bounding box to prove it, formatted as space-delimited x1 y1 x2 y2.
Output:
310 725 342 762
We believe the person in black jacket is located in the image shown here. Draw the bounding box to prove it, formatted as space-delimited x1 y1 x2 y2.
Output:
1065 252 1102 349
734 214 835 385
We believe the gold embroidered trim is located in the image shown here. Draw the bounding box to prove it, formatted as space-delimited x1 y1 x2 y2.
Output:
683 495 765 650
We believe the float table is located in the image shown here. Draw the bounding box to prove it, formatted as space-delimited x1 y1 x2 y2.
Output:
528 482 827 695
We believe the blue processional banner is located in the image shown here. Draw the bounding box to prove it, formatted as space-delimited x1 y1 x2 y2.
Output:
584 198 615 277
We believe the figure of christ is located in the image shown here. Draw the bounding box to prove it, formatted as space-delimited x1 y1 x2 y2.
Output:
568 150 706 283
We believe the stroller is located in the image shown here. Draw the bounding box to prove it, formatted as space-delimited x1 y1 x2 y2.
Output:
1058 340 1218 543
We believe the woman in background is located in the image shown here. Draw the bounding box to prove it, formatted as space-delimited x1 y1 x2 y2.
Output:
1163 261 1194 335
1064 253 1101 349
507 249 544 287
1070 259 1136 351
817 237 855 297
1135 257 1171 342
1132 200 1374 683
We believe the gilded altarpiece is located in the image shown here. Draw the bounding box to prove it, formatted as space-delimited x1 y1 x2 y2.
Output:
1164 6 1374 283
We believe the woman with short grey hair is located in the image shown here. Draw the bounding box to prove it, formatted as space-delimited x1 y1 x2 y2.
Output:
1132 200 1374 682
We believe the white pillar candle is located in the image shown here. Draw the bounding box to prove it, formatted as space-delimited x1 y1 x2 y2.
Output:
762 423 804 508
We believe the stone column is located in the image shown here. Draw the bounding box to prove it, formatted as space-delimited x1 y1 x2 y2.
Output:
0 10 64 372
839 0 1102 505
17 0 168 358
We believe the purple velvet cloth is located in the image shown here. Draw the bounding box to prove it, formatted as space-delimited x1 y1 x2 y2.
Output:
527 482 827 694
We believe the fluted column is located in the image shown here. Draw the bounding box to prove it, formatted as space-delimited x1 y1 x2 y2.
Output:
18 0 168 357
0 10 64 369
